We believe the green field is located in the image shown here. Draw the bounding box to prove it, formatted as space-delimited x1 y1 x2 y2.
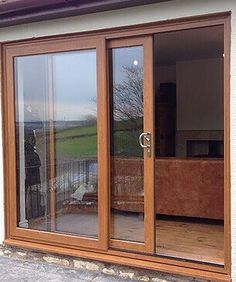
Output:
55 120 142 159
56 125 97 139
55 125 97 159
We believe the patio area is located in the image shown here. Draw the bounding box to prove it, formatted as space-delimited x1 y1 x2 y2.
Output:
0 247 204 282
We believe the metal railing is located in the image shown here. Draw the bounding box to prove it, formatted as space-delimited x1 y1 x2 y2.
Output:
22 158 98 219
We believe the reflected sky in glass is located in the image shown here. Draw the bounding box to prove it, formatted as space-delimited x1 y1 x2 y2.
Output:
15 50 97 122
15 47 143 122
112 46 143 83
53 50 96 121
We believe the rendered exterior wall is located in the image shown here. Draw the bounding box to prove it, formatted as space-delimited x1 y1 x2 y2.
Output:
0 0 235 279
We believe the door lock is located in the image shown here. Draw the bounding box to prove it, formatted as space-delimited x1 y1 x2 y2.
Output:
139 132 151 158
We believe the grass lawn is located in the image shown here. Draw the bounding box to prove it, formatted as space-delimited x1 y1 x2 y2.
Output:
56 135 97 159
55 125 97 159
55 122 141 159
56 125 97 138
113 131 142 157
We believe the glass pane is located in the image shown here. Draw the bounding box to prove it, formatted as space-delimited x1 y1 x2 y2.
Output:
15 49 98 238
110 46 144 243
53 51 98 237
15 55 50 231
154 26 224 265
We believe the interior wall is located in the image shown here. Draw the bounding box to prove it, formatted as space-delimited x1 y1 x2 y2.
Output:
156 58 224 132
155 65 176 91
176 58 224 131
156 58 224 157
0 0 235 279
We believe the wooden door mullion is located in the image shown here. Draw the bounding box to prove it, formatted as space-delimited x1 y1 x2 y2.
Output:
143 36 155 253
97 37 110 250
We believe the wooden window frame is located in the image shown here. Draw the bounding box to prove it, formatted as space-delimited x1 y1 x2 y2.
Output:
2 12 231 282
3 37 109 251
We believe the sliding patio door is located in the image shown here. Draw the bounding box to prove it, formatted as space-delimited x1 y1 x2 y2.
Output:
6 37 108 250
108 36 155 253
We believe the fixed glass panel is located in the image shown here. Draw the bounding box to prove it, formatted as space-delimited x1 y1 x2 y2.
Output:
15 49 98 238
110 46 145 243
154 26 224 265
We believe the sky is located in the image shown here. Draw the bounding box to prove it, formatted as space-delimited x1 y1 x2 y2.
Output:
15 46 143 122
15 50 97 122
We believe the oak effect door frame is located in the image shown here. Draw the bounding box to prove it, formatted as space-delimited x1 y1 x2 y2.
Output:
107 36 155 254
3 36 109 251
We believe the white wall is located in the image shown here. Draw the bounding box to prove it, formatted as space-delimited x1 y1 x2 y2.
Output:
0 0 236 279
176 58 224 131
155 59 224 133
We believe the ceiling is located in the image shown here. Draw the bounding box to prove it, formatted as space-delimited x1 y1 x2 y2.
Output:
154 25 224 66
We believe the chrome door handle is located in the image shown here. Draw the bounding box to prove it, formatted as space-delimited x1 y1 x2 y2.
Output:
139 132 151 158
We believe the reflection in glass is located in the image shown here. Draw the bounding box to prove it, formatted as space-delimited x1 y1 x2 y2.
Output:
15 49 98 237
110 46 145 243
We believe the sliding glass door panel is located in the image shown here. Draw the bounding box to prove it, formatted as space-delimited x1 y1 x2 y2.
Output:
14 49 99 238
110 45 145 243
109 37 155 252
